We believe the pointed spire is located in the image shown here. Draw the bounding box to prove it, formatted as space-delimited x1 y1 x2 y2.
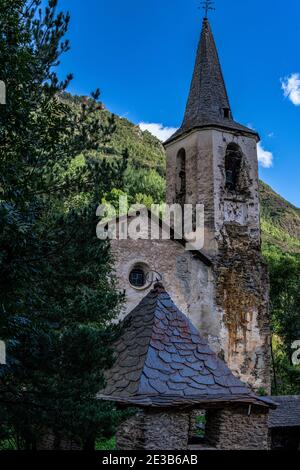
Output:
165 19 258 144
183 18 231 128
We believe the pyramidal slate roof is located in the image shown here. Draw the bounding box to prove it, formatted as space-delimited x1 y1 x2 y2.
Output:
98 283 272 408
165 19 258 145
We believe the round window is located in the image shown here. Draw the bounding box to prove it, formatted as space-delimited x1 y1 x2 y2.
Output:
128 263 150 290
129 268 146 288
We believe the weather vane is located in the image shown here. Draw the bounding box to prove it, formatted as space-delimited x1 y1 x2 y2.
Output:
200 0 215 18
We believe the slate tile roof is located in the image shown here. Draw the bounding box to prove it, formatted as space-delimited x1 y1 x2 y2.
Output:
98 283 272 408
164 18 258 146
268 396 300 428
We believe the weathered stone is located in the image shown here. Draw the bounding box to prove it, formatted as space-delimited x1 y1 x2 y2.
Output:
215 228 271 392
143 410 190 450
164 127 270 392
205 405 270 450
116 413 144 450
117 410 190 450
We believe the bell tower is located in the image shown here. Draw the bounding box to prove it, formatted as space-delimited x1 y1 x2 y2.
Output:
164 18 271 391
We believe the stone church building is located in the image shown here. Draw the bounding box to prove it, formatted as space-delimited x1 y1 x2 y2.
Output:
111 17 270 394
36 16 300 452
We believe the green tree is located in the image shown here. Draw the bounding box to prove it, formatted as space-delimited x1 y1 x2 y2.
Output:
125 167 166 203
265 248 300 394
0 0 125 449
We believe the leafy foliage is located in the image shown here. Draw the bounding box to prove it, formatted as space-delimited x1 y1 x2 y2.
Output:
0 0 125 449
95 436 116 450
124 167 165 204
265 249 300 394
260 181 300 254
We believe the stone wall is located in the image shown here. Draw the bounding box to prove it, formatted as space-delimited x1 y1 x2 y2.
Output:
116 410 190 450
164 127 270 392
143 410 190 450
166 130 216 255
216 224 271 392
165 130 261 254
116 413 145 450
205 405 270 450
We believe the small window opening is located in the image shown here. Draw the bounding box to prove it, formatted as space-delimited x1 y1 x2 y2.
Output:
188 411 208 448
176 148 186 205
223 107 231 119
128 262 150 290
225 143 242 191
129 268 146 288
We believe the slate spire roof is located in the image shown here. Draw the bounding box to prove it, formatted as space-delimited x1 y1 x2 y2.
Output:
98 283 272 408
165 19 258 145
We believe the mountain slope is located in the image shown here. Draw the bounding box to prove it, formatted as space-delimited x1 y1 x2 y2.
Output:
62 92 166 174
260 181 300 253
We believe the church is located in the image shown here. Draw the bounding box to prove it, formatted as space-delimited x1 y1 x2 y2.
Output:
111 16 270 394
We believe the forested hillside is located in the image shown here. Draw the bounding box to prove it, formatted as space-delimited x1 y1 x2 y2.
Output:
260 181 300 254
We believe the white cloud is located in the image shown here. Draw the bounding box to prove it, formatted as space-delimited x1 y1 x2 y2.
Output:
281 73 300 106
139 122 178 142
257 142 273 168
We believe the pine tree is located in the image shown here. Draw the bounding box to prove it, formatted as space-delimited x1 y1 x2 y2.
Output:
0 0 125 449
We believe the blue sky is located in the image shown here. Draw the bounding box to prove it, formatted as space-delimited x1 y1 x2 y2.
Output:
56 0 300 207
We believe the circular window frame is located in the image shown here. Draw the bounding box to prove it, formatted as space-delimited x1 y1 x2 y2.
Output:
128 262 152 291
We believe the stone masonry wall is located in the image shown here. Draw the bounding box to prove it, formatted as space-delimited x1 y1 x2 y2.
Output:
205 405 270 450
116 410 190 450
165 128 271 392
116 413 145 450
216 225 271 392
143 410 190 450
166 130 216 255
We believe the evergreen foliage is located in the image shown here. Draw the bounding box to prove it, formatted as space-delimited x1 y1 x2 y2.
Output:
0 0 125 449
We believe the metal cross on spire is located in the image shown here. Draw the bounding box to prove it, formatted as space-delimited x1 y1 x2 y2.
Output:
200 0 215 18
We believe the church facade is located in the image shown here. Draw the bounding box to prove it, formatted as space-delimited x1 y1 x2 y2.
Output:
111 18 270 392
